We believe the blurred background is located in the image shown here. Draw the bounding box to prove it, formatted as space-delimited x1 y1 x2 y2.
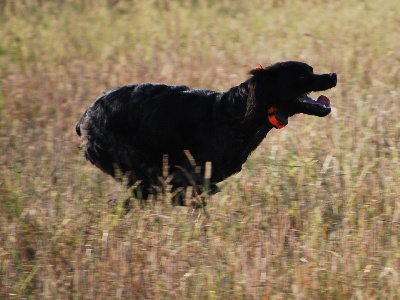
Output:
0 0 399 298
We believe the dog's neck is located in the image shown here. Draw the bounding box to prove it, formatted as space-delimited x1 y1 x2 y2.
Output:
219 81 248 117
219 80 279 130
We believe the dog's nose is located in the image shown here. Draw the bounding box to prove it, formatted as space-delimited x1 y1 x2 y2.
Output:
330 73 337 83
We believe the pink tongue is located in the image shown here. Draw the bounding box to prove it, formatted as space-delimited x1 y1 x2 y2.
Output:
317 95 330 107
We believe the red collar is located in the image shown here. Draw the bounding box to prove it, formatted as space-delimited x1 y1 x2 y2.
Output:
268 107 286 129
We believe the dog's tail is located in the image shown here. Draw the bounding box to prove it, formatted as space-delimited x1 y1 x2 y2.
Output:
75 108 130 179
75 113 86 136
76 123 82 136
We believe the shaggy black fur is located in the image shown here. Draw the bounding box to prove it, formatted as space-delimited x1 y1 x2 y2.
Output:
76 61 337 205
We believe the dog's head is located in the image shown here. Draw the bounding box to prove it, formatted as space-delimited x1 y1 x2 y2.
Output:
249 61 337 118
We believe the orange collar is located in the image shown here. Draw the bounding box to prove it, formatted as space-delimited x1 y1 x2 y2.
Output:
268 107 286 129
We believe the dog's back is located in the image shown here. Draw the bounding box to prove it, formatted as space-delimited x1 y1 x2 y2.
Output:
76 83 218 186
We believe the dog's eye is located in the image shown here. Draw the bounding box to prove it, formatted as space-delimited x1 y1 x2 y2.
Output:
298 74 308 81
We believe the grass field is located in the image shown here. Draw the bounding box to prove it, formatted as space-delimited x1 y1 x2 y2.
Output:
1 0 400 298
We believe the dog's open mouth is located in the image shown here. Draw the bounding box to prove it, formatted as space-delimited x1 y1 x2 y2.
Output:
298 94 331 117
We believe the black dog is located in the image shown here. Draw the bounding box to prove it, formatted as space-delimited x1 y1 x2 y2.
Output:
76 61 337 205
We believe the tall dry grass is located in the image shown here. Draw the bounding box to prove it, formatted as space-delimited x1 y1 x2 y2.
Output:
1 0 400 298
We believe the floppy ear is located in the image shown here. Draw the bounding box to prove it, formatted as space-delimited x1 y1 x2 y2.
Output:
244 67 273 121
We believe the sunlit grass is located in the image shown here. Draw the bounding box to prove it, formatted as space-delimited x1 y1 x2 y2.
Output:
1 0 400 298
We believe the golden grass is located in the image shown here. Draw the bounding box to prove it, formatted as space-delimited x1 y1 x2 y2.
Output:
1 0 400 298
